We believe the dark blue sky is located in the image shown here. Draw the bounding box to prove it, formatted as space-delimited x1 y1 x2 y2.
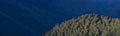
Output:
0 0 120 36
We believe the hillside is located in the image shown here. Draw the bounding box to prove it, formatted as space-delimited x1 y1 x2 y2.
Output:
45 14 120 36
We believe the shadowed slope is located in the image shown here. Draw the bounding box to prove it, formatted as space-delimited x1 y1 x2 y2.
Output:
45 14 120 36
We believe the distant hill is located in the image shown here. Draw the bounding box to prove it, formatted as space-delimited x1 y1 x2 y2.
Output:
45 14 120 36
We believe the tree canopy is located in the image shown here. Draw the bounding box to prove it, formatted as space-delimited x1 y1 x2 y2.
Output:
45 14 120 36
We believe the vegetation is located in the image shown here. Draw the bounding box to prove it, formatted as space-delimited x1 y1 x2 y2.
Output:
45 14 120 36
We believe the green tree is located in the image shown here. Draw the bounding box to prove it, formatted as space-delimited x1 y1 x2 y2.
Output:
45 14 120 36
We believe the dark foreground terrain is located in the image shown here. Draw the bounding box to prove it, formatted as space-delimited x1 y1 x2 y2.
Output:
45 14 120 36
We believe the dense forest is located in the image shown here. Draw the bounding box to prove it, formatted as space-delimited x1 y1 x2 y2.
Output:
45 14 120 36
